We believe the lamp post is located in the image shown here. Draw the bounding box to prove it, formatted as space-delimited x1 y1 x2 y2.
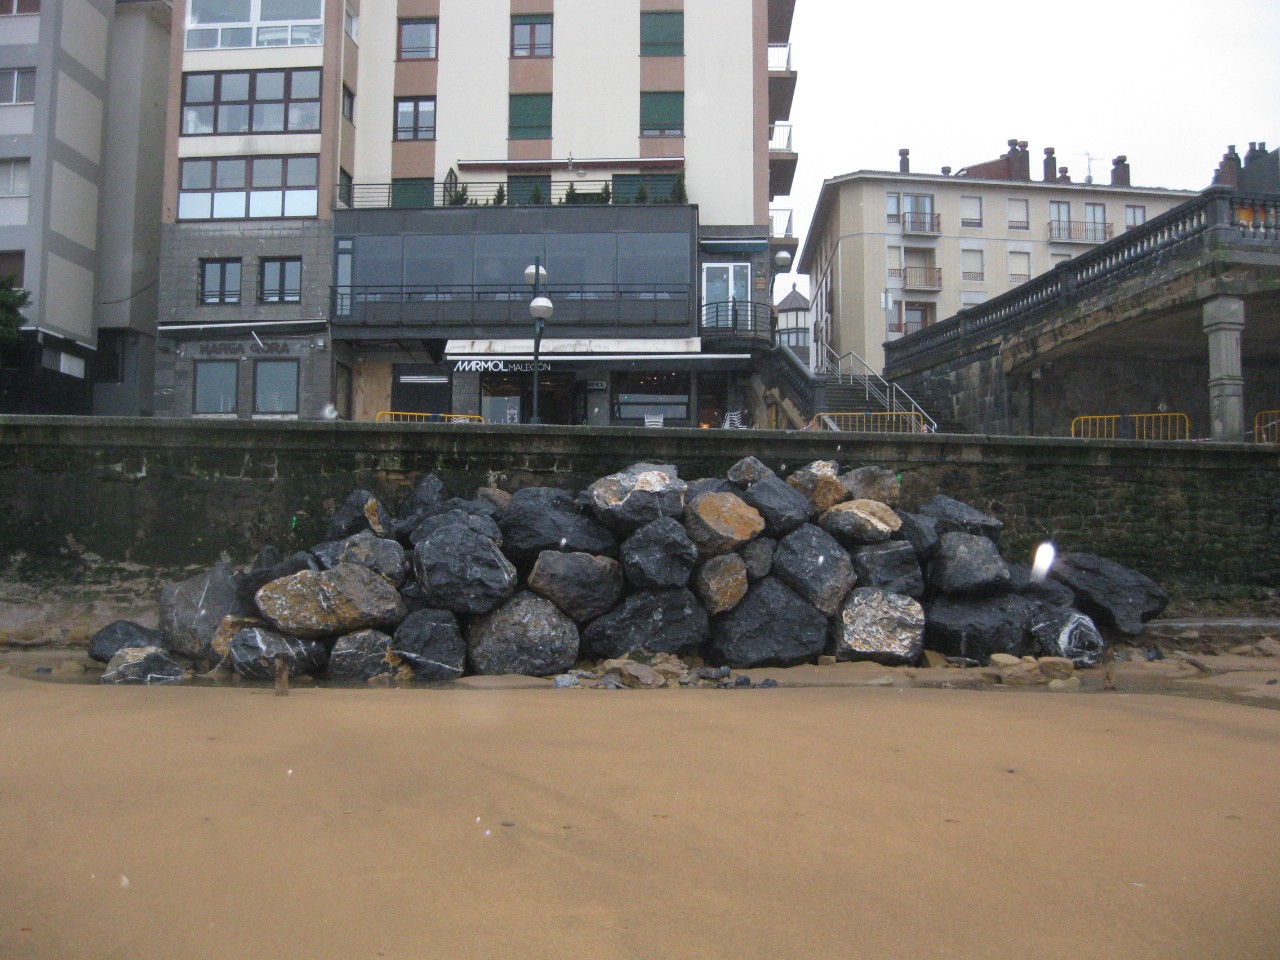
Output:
525 259 553 424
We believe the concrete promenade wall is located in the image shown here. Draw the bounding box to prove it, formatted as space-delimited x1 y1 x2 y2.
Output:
1 417 1277 599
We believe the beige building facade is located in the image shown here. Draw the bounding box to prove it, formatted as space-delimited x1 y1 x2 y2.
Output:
798 142 1197 374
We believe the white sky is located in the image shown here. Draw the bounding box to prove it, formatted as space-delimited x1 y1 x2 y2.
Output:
774 0 1280 297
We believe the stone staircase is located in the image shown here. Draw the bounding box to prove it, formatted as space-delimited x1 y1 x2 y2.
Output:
818 375 966 434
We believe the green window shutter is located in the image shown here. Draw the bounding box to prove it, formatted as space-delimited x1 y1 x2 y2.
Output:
509 93 552 139
508 175 551 205
640 12 683 56
391 178 433 208
640 92 683 136
511 13 551 24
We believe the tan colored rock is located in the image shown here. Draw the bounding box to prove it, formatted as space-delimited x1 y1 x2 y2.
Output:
363 496 389 536
693 553 749 615
1256 637 1280 657
1229 644 1255 657
921 650 950 668
211 614 267 660
475 486 512 512
1037 657 1076 681
995 656 1049 685
1048 676 1082 692
817 655 837 666
989 653 1022 668
620 661 665 689
819 499 902 545
255 563 407 639
649 653 687 681
683 492 765 557
786 460 848 513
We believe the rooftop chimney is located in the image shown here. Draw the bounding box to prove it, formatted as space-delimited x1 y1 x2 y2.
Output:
1213 144 1242 188
1110 155 1131 187
899 148 910 173
1016 141 1031 180
1043 147 1056 182
941 166 951 176
1057 166 1071 183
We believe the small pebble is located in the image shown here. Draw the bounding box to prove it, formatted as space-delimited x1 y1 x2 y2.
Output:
756 678 779 689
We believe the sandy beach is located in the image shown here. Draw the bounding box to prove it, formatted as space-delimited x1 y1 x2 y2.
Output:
1 673 1278 960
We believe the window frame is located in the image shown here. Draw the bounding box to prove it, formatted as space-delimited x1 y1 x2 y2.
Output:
178 155 320 221
640 11 683 56
961 248 985 282
185 0 323 51
253 358 299 415
639 91 684 137
198 258 242 305
508 93 552 140
1125 204 1146 230
259 256 302 304
1 68 36 105
959 195 983 228
394 97 436 141
1007 197 1029 230
180 68 321 137
397 18 438 60
0 158 30 197
885 192 901 224
511 14 552 58
340 84 354 122
193 360 239 415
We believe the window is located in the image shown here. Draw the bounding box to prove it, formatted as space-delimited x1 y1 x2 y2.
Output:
341 85 354 122
511 14 552 57
1007 198 1029 230
394 97 435 140
178 155 319 220
889 302 932 337
507 175 550 205
181 69 321 136
334 237 353 316
194 361 238 414
199 258 241 304
640 92 683 137
960 195 982 227
902 194 935 232
260 257 301 303
398 18 437 59
2 0 40 14
1048 200 1071 239
1008 251 1030 283
509 94 551 140
337 168 352 207
640 12 683 56
343 6 356 40
611 371 690 422
90 329 125 385
0 159 30 197
1 68 36 105
961 249 984 282
886 193 901 224
1084 202 1107 242
886 245 901 279
0 249 24 284
254 360 298 414
186 0 323 50
1125 204 1146 229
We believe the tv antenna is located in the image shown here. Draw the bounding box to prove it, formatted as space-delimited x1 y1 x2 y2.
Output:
1074 152 1097 183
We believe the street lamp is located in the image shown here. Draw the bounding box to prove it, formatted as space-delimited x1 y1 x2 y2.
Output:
525 259 553 424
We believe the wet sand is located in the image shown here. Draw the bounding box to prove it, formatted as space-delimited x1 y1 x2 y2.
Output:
1 673 1278 960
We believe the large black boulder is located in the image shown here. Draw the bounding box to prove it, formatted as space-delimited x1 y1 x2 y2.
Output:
922 594 1042 663
327 629 396 682
708 577 827 668
312 530 408 587
325 489 394 541
228 627 328 679
160 562 254 662
1050 552 1169 636
466 592 580 676
739 475 812 537
407 509 503 548
586 462 687 532
915 494 1004 543
927 532 1010 596
393 608 467 681
1008 563 1077 608
892 511 941 561
581 588 709 660
527 551 624 623
1030 608 1107 666
497 487 617 566
89 620 165 664
413 525 518 616
851 540 925 598
772 523 855 616
621 517 698 590
100 646 185 685
239 550 318 608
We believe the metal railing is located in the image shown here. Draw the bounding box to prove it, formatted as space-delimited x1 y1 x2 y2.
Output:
699 299 774 343
816 343 937 432
809 411 931 434
337 178 690 209
333 282 690 317
375 411 485 424
1049 220 1114 243
769 123 793 152
902 266 942 289
1256 410 1280 443
770 208 794 239
901 211 941 234
1070 413 1190 440
768 43 792 71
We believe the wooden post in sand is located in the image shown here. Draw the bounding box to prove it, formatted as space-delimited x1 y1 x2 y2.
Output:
274 657 289 696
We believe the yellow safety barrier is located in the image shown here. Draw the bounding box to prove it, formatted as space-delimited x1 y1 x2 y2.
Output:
1256 410 1280 443
808 411 929 434
374 411 486 424
1071 413 1189 440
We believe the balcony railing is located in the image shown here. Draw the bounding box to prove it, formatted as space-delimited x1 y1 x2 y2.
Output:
901 211 941 234
770 208 794 239
769 123 793 152
1048 220 1113 243
336 178 690 210
902 266 942 289
699 299 774 346
768 43 792 71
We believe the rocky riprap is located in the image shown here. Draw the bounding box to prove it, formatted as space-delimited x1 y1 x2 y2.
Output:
94 459 1168 686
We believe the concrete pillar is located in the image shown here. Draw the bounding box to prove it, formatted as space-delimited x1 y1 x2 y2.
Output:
1202 295 1246 441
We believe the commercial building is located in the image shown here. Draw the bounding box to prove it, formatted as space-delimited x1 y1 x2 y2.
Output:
0 0 170 415
153 0 800 425
797 141 1197 374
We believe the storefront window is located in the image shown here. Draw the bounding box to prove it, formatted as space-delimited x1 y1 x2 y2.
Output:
611 371 689 422
194 360 238 414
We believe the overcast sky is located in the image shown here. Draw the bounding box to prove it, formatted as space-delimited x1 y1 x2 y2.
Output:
774 0 1280 297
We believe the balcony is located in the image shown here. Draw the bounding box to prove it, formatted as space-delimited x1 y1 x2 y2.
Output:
901 266 942 290
699 299 774 351
768 43 796 121
770 207 799 263
769 123 797 198
901 211 942 235
1048 220 1113 243
336 177 690 209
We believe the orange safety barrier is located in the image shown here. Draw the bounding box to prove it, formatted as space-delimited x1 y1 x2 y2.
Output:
808 411 930 434
1256 410 1280 443
1071 413 1189 440
374 411 485 424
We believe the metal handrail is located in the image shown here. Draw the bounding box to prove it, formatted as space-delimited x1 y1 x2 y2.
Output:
768 123 793 152
767 43 792 71
375 411 485 424
808 411 930 434
902 211 941 234
816 343 938 432
699 300 774 342
1048 220 1114 243
1255 410 1280 443
902 266 942 288
334 281 690 316
1070 413 1190 440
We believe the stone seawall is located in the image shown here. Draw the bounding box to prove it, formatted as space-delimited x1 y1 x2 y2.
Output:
1 417 1277 599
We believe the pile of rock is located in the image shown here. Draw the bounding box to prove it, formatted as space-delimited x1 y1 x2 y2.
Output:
92 458 1169 685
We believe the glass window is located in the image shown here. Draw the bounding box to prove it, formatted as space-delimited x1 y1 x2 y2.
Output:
3 0 42 13
190 0 250 24
260 0 318 21
546 233 617 287
353 236 403 288
0 159 31 197
180 68 320 135
398 19 437 59
186 0 321 50
512 14 552 57
640 12 683 56
404 234 473 287
179 155 318 220
640 92 683 136
1009 250 1031 282
618 233 690 285
260 257 301 303
1125 204 1146 229
394 97 436 140
1 68 36 105
254 360 298 414
199 259 241 304
611 371 690 422
194 361 238 414
885 193 900 223
509 94 551 140
341 84 354 122
474 234 545 287
961 249 984 281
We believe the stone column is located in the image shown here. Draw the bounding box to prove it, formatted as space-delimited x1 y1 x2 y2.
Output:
1202 296 1245 441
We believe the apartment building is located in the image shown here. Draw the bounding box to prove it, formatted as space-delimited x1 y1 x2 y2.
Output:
797 141 1197 374
154 0 799 426
0 0 170 415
